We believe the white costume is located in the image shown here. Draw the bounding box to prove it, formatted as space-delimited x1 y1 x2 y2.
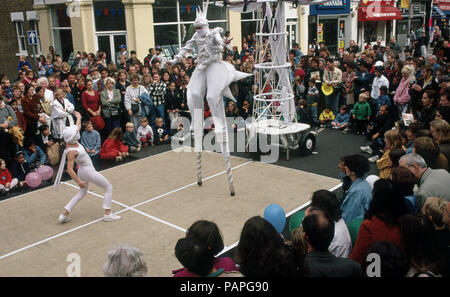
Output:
51 97 74 139
54 126 114 214
170 1 251 195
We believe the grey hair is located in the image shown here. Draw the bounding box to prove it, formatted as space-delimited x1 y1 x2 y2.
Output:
36 77 48 87
399 153 427 168
103 244 148 277
104 77 116 86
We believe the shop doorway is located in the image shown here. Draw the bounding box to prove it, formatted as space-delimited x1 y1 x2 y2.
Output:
320 19 338 55
96 33 127 65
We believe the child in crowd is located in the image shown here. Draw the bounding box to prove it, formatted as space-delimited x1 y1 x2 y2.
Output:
352 93 372 135
306 79 319 125
123 122 141 153
153 117 170 145
99 127 129 162
319 105 335 128
375 130 405 176
81 121 101 157
137 117 154 147
332 105 350 132
10 152 30 187
35 124 54 153
0 159 18 195
1 76 13 99
293 77 305 102
23 137 47 169
239 100 251 120
165 82 181 130
376 85 391 115
296 99 310 124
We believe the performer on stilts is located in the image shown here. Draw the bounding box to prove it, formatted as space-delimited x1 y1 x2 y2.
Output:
168 0 251 196
54 111 121 223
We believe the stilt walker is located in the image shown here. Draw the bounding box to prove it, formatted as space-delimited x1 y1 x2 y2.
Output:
54 111 121 223
169 0 251 196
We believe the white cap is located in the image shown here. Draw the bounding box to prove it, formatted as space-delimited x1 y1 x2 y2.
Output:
63 125 80 144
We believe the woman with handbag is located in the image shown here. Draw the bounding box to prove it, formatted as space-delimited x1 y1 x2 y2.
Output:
100 77 121 137
51 88 74 142
82 79 104 132
125 73 149 129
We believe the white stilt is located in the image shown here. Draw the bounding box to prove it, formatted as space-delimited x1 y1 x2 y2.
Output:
196 152 203 186
220 141 235 196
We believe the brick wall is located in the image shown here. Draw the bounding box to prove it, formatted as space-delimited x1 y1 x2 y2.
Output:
0 0 36 82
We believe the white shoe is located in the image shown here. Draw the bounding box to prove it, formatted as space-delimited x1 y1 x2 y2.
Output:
368 155 380 163
103 213 121 222
360 146 373 155
58 214 71 224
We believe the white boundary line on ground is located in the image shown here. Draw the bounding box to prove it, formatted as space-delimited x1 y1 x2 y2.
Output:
0 160 253 261
216 182 343 257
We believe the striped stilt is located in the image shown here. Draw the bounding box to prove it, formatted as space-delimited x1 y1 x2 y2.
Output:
223 152 235 196
196 152 202 186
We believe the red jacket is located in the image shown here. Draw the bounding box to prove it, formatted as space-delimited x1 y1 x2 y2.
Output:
350 216 402 265
0 169 13 186
99 139 128 157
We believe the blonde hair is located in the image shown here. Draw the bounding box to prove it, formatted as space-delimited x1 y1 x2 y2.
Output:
384 130 403 149
401 65 416 82
126 122 134 129
359 93 369 101
140 117 148 123
104 77 116 86
423 197 447 228
430 119 450 144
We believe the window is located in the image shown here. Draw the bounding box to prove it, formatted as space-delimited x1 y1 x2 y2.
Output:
93 0 126 32
241 11 263 40
32 21 42 55
51 5 73 61
15 22 27 55
153 0 228 50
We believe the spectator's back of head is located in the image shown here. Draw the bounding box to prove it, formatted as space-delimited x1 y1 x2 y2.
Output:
235 216 284 277
363 241 408 277
343 154 370 178
311 190 342 222
302 209 335 252
175 237 214 276
103 244 148 277
422 197 447 229
413 136 442 169
390 166 416 197
186 220 224 256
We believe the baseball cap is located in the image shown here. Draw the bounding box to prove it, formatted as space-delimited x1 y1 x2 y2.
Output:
119 44 127 49
155 45 162 51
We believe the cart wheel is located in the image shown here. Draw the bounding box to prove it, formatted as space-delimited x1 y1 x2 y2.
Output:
298 133 316 156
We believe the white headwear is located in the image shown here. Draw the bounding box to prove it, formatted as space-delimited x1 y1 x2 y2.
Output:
194 1 209 28
62 125 80 144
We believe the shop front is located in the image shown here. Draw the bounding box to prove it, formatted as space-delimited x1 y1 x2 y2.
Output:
309 0 351 55
358 0 402 46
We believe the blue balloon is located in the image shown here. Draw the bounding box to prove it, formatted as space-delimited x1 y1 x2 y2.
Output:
263 204 286 233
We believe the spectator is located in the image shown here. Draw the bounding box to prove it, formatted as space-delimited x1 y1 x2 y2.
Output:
352 93 371 135
173 220 238 277
99 127 129 162
350 179 407 265
376 85 391 115
309 190 352 258
361 241 409 277
341 154 372 224
100 77 121 136
51 88 75 141
323 58 342 115
21 85 40 139
10 151 29 188
153 117 169 145
23 137 46 169
430 119 450 165
235 216 306 277
418 90 438 129
303 208 362 277
331 105 350 131
362 105 395 159
376 130 405 177
125 74 148 129
103 244 148 277
147 72 167 124
435 105 450 122
405 121 425 153
0 158 18 195
81 121 101 158
400 213 442 277
319 105 335 128
371 66 389 106
306 78 319 125
165 82 180 130
399 153 450 209
413 136 448 170
389 147 406 169
123 122 141 153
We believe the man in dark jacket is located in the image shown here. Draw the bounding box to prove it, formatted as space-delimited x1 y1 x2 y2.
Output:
303 208 362 277
361 104 395 157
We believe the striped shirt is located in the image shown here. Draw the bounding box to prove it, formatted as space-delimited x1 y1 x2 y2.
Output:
147 82 167 106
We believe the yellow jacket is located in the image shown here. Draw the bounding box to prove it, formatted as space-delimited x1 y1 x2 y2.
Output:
377 146 406 179
319 110 335 122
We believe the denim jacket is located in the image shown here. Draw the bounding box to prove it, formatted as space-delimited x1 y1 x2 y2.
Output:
341 178 372 224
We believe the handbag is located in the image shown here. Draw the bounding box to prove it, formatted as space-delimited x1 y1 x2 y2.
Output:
91 115 105 130
47 142 61 165
131 87 142 115
110 106 120 117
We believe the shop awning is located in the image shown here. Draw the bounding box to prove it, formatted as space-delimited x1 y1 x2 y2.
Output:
358 6 403 21
433 5 448 18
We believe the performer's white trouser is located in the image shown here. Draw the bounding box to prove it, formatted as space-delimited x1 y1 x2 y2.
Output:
65 166 113 212
187 67 229 151
0 178 18 191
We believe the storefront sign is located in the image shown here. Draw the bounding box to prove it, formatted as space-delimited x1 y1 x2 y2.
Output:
310 0 350 15
358 0 403 21
434 0 450 12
